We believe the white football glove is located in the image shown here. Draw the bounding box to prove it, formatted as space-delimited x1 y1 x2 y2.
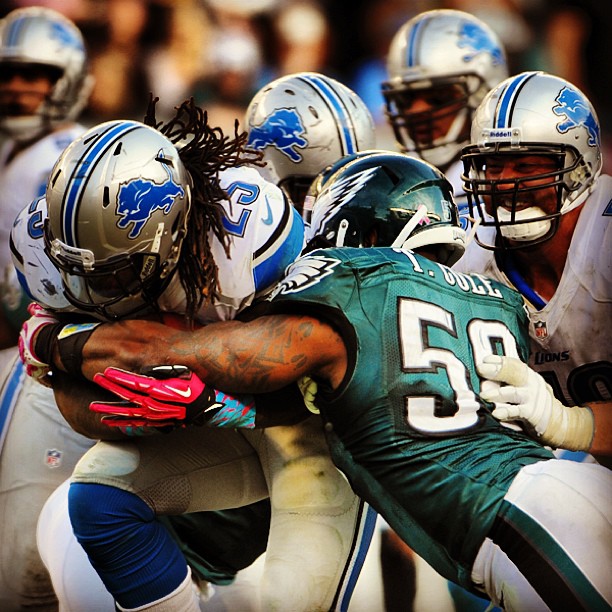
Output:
477 355 594 452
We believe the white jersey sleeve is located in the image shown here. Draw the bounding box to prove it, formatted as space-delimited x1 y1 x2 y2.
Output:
12 165 304 324
10 196 73 312
161 166 305 323
454 174 612 406
0 126 86 276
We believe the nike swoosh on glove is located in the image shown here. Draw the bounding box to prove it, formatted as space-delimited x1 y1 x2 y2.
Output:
477 355 594 451
91 365 256 430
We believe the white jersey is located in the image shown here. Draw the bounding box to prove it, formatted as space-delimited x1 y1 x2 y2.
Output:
0 126 86 313
455 174 612 406
11 164 305 323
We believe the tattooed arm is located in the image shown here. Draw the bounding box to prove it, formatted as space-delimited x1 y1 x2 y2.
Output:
52 371 130 440
57 314 348 395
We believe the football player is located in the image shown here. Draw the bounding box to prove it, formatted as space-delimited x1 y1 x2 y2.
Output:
457 71 611 457
15 101 377 611
382 9 508 230
0 8 95 609
27 151 611 611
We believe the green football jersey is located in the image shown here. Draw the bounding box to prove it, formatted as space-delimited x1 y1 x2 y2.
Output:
268 247 554 588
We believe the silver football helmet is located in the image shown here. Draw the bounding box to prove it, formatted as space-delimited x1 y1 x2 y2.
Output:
461 71 602 250
0 6 93 141
44 120 192 319
382 9 507 168
246 72 376 213
306 150 466 266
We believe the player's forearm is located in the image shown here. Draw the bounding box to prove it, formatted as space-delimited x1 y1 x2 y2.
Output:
74 314 344 393
51 371 128 440
588 401 612 455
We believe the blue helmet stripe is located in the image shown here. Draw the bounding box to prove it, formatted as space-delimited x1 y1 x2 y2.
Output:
494 72 535 128
406 15 428 67
62 121 140 245
6 15 26 47
299 74 357 155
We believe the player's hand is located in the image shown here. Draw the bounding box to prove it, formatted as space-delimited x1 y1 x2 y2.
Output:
90 365 225 429
297 375 319 413
477 355 594 451
18 303 60 384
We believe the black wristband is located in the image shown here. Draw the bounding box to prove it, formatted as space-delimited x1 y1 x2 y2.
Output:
55 322 101 378
34 322 65 368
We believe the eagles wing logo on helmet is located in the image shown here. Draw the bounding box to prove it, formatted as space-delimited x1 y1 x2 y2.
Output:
309 166 379 238
247 108 308 162
457 22 504 65
116 152 185 239
268 254 341 299
553 87 600 147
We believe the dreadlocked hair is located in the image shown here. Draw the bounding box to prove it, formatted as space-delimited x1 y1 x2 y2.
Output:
144 94 264 325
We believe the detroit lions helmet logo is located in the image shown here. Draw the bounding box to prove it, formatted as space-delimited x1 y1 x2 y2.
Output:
268 254 341 299
50 22 84 51
457 22 504 65
247 108 308 162
553 87 600 147
116 151 185 239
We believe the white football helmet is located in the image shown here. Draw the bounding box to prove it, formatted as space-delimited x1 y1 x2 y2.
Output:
246 72 375 212
44 120 192 319
461 71 602 250
306 150 466 266
0 6 93 141
382 9 507 168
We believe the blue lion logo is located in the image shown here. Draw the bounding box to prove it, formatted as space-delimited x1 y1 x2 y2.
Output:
247 108 308 162
51 22 84 51
457 22 504 65
553 87 600 147
116 152 184 239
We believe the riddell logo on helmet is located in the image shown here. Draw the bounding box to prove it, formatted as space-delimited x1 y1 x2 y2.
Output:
116 151 185 240
482 129 514 140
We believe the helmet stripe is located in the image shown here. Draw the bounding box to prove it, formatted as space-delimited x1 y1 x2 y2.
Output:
494 71 536 128
62 121 140 245
298 74 358 155
6 15 26 47
406 14 429 67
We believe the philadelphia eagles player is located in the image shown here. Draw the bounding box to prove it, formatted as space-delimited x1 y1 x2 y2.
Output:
22 150 612 610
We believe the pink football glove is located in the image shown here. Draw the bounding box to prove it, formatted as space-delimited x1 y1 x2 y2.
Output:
18 303 60 383
91 365 226 429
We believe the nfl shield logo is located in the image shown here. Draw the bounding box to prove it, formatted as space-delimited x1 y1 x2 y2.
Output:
45 449 62 468
534 321 548 339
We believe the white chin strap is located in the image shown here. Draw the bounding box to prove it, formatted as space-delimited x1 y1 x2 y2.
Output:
391 205 429 248
497 207 552 241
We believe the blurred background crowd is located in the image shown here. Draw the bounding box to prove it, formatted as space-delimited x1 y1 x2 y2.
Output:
1 0 610 167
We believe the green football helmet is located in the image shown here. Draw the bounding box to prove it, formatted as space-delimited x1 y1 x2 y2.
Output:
306 150 466 265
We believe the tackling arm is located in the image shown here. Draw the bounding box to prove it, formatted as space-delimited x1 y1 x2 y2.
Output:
51 371 133 440
53 314 348 395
